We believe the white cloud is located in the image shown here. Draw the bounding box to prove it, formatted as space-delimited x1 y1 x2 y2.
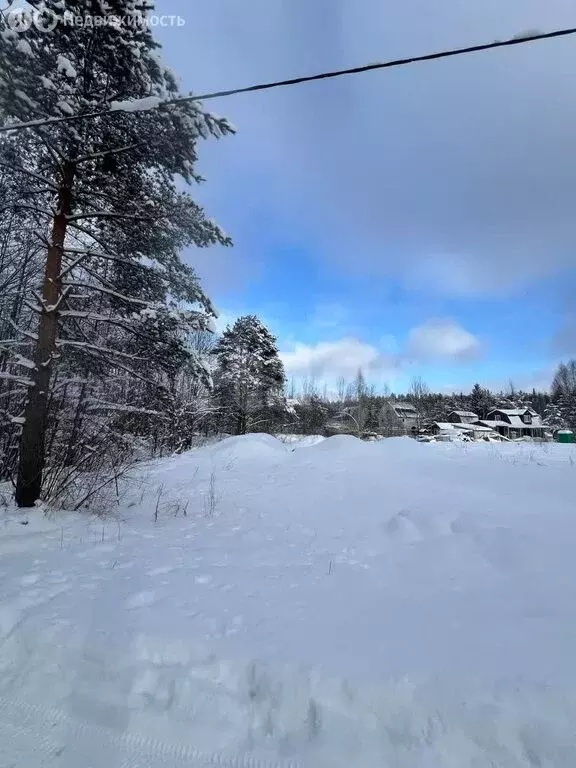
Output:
281 337 396 379
406 319 482 362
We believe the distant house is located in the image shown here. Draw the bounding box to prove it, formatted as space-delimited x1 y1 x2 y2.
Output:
431 422 499 441
448 410 478 424
379 401 420 434
477 407 545 440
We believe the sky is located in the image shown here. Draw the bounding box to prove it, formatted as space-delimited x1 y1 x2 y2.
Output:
156 0 576 394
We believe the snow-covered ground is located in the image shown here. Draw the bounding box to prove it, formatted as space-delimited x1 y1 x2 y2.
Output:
1 435 576 767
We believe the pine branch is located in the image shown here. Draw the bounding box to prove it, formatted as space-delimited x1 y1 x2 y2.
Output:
0 161 59 191
59 249 150 278
0 372 34 386
59 310 160 343
86 401 163 416
75 142 145 164
61 281 152 306
56 339 146 361
58 251 90 278
8 320 38 341
66 211 150 223
65 219 132 252
0 339 28 349
4 203 54 218
23 299 44 315
80 346 166 391
0 388 28 400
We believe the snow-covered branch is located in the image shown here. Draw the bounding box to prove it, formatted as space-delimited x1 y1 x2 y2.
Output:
66 212 150 223
0 372 35 387
23 299 44 315
0 161 58 191
75 142 145 164
80 346 165 390
61 281 153 306
86 401 162 416
59 251 140 278
8 321 38 341
56 339 146 361
0 389 28 401
59 311 156 342
5 203 54 219
58 252 90 279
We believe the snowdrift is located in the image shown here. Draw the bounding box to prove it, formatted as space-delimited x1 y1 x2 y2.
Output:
1 435 576 767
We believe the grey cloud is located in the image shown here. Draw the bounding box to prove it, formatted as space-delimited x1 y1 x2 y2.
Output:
160 0 576 297
281 337 397 379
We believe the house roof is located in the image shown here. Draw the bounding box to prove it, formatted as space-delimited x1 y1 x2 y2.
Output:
393 403 418 415
507 415 542 428
478 419 513 429
488 408 537 416
478 419 544 431
449 410 478 418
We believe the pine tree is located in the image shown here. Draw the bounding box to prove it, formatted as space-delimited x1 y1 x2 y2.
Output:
550 361 576 431
543 402 567 431
214 316 286 435
469 383 495 419
293 393 329 435
0 2 233 505
559 394 576 430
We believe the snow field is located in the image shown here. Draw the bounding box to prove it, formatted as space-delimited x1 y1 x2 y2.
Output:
1 434 576 766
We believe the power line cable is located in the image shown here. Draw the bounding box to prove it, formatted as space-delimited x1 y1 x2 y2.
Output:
1 25 575 134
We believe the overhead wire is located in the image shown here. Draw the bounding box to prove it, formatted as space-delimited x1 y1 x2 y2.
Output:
1 25 575 134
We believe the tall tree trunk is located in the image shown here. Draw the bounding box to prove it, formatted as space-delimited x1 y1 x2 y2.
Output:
15 161 75 507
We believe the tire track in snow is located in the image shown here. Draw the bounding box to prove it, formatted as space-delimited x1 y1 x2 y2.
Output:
0 697 302 768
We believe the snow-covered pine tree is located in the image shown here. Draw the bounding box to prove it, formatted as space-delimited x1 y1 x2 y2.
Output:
214 316 287 435
543 402 567 431
529 388 550 417
550 361 576 430
469 383 495 419
293 393 329 435
0 1 233 506
432 395 457 422
562 395 576 430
